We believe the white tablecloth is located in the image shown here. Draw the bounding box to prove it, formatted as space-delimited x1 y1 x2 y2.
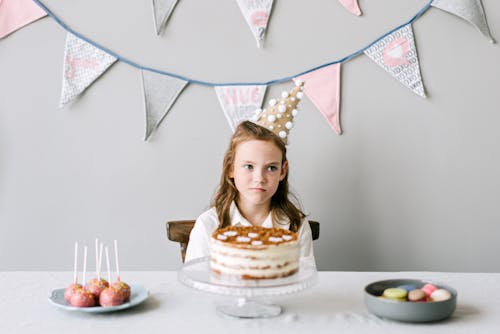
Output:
1 271 498 333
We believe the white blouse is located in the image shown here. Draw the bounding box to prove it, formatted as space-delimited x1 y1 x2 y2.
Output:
185 202 316 266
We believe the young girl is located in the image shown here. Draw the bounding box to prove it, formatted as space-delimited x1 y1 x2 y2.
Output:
185 120 315 265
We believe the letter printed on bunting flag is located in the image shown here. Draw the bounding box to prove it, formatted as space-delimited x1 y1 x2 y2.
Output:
295 64 342 135
431 0 495 43
0 0 47 39
364 24 426 98
60 32 117 107
152 0 179 35
141 70 188 140
215 85 267 132
236 0 274 48
338 0 362 16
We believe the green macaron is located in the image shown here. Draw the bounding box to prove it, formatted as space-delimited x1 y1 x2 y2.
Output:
382 288 408 301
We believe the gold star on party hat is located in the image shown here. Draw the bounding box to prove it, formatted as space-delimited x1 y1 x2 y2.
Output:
251 80 305 144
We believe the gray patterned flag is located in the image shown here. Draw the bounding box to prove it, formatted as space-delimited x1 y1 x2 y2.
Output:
141 70 188 140
60 32 117 107
236 0 274 48
432 0 495 43
152 0 179 35
364 24 426 98
215 85 267 132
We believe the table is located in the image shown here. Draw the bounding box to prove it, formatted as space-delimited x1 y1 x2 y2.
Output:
1 271 498 333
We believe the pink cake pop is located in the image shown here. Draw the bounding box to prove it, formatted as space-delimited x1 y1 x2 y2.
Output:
87 240 109 298
64 242 83 302
111 240 131 301
69 245 95 307
70 288 96 307
99 286 124 307
99 245 124 307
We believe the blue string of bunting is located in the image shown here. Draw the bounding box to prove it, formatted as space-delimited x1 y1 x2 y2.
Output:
32 0 434 87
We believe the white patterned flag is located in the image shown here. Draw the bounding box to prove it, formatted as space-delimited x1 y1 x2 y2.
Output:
295 64 342 135
215 85 267 132
364 24 426 98
236 0 274 48
60 32 117 107
431 0 495 43
338 0 362 16
141 70 188 140
0 0 47 39
152 0 179 35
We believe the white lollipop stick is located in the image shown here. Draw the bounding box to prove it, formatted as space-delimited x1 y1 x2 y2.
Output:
114 240 120 281
105 246 111 283
82 245 88 286
73 242 78 284
97 243 104 280
95 238 99 278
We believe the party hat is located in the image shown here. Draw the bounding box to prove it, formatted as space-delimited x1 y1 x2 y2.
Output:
251 80 305 144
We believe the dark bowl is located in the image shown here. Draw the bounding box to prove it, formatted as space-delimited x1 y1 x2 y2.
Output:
364 279 457 322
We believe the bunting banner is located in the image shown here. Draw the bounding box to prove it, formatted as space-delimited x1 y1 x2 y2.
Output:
152 0 179 35
295 64 342 135
364 24 426 98
141 70 188 140
338 0 362 16
215 85 267 132
0 0 47 39
60 32 118 107
5 0 496 140
431 0 495 43
236 0 274 48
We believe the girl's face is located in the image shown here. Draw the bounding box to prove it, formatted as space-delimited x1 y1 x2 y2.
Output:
229 139 288 210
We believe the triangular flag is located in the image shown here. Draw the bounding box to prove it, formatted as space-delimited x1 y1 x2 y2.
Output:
431 0 495 43
60 32 117 107
141 70 188 140
338 0 362 16
215 85 267 132
236 0 274 48
364 24 426 98
295 64 342 135
152 0 179 35
0 0 47 39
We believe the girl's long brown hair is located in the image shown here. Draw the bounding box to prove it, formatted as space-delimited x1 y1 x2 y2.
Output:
211 121 305 232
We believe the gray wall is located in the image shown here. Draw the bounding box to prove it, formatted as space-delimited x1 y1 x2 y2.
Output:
1 0 499 272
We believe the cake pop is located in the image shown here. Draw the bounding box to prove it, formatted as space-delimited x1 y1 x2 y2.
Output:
99 245 124 307
64 242 83 302
99 286 124 307
111 240 131 301
111 281 131 301
69 245 96 307
70 288 96 307
87 241 109 298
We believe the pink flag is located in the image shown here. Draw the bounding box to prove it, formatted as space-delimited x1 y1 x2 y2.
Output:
0 0 47 39
338 0 362 16
296 64 342 135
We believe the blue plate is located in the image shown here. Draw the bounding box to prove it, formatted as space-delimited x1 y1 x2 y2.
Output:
48 284 149 313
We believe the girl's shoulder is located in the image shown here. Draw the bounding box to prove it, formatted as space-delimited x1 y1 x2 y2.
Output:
196 207 219 227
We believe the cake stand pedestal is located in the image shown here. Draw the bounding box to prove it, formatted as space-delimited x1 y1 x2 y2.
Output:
178 257 317 318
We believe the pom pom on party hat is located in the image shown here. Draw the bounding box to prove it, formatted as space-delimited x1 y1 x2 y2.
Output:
251 80 305 144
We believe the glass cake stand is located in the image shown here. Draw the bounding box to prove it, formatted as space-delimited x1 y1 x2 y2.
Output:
178 256 317 318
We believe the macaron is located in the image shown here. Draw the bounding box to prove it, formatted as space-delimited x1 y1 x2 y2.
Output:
421 283 438 297
382 288 407 301
398 284 417 292
408 289 427 302
430 289 452 302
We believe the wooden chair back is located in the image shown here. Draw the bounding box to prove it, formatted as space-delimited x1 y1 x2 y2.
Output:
166 220 320 262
